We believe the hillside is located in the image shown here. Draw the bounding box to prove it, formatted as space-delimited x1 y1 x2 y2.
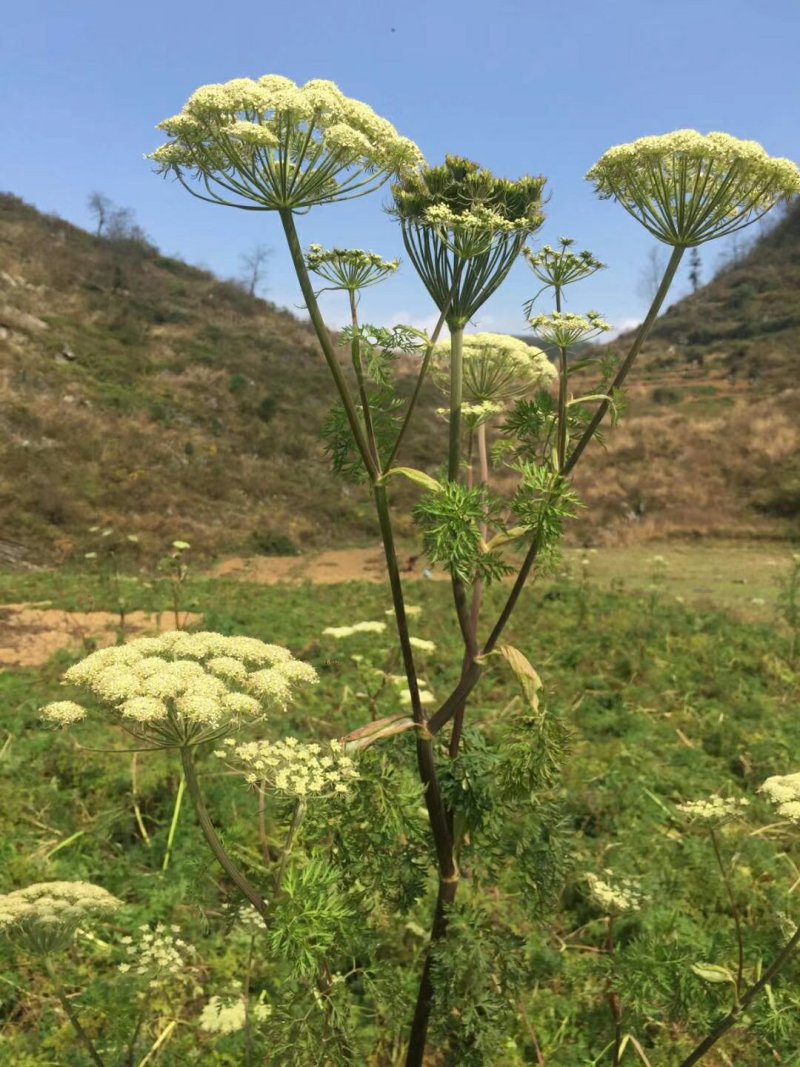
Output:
565 203 800 545
0 193 445 565
0 192 797 567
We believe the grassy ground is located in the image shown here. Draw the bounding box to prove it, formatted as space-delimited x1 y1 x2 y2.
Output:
0 543 798 1064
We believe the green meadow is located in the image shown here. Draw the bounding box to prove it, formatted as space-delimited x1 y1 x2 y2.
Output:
1 543 798 1064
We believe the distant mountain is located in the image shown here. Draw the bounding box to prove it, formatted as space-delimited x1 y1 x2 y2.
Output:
0 192 797 567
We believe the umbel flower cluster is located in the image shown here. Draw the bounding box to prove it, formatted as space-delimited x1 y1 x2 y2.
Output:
585 872 648 915
586 129 800 245
676 796 750 822
149 75 423 210
0 881 122 955
306 245 399 291
760 772 800 823
217 736 359 799
40 631 319 748
527 310 612 348
432 332 556 404
391 155 546 328
199 994 272 1035
118 923 193 987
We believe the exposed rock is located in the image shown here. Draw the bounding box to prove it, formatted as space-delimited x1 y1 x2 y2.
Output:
0 305 49 334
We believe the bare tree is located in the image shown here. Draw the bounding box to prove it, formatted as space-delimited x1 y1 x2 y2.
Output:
88 191 113 237
240 244 272 297
637 246 668 305
688 247 702 292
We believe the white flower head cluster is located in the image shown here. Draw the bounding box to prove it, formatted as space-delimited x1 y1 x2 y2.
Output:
433 333 555 405
437 401 505 428
586 130 800 246
322 621 387 639
306 245 400 291
150 75 423 210
40 631 318 749
218 736 359 800
409 637 436 653
394 675 436 707
385 605 422 617
118 923 192 988
0 881 123 955
199 994 271 1035
760 772 800 823
528 310 612 348
586 872 648 915
676 796 750 823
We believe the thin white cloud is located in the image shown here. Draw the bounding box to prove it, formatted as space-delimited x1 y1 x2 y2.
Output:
606 316 641 341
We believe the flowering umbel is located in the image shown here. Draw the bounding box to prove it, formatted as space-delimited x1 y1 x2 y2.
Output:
0 881 122 955
149 75 424 211
431 333 555 404
586 130 800 246
391 156 546 329
306 245 399 291
40 630 319 748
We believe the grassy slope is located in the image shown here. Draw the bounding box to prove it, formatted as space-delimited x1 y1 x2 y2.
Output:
0 194 446 564
1 193 798 567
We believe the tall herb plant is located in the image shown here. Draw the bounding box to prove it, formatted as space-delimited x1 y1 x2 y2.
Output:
7 79 800 1065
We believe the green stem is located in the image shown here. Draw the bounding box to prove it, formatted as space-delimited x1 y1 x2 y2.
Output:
448 327 464 483
386 300 452 471
679 926 800 1067
607 916 623 1067
179 746 268 921
275 799 306 893
278 208 378 481
554 286 569 472
243 934 255 1067
349 291 381 471
161 772 186 872
43 956 106 1067
710 826 745 997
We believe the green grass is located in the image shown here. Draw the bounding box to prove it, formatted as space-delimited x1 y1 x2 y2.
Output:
0 553 798 1064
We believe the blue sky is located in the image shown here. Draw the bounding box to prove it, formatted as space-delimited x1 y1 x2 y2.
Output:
3 0 798 337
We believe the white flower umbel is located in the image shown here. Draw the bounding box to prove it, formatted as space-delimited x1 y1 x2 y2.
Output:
586 130 800 246
306 245 399 291
0 881 122 955
527 311 612 348
761 772 800 823
585 872 648 915
220 737 359 800
199 993 272 1035
431 333 555 405
408 637 436 653
150 76 423 211
322 621 387 638
118 923 193 989
677 796 750 823
40 630 318 748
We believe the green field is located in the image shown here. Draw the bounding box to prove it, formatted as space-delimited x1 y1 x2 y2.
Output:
1 544 799 1065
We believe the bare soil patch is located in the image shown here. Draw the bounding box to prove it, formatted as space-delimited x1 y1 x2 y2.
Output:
0 604 202 669
212 547 447 585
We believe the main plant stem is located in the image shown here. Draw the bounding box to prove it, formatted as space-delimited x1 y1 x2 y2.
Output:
710 826 745 996
180 746 268 921
44 956 106 1067
279 208 378 481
